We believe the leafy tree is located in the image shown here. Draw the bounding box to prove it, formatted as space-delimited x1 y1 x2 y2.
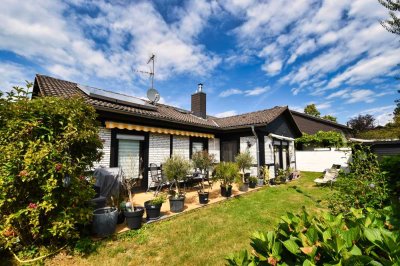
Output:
321 114 337 123
304 104 320 117
347 114 375 133
379 0 400 35
0 83 103 257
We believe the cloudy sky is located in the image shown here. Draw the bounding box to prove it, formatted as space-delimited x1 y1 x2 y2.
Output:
1 0 399 125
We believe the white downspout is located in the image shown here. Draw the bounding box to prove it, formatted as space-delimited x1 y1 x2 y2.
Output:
251 126 260 177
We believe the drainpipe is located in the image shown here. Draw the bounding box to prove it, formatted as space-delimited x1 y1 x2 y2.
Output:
251 126 260 177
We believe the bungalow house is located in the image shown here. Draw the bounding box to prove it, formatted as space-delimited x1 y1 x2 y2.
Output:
33 75 304 190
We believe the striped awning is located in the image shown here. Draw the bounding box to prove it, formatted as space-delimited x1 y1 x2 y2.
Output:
105 121 214 139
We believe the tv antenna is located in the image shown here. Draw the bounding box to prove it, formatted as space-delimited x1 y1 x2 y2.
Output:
133 54 160 104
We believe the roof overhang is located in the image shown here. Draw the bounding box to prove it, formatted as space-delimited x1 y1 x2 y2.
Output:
105 121 214 138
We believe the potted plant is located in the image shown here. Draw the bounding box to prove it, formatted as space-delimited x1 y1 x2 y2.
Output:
163 155 191 212
235 152 254 192
249 176 258 188
144 194 166 220
260 165 270 186
121 174 144 230
192 150 216 204
214 162 239 197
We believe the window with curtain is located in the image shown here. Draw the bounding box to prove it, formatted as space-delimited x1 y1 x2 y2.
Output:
118 139 140 179
192 141 204 155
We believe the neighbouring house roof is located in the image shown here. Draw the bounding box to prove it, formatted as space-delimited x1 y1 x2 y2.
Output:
33 74 292 131
290 110 351 135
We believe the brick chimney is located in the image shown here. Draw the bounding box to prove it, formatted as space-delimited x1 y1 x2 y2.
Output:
191 83 206 119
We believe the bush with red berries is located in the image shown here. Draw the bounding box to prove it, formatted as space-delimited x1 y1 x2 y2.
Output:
0 84 103 256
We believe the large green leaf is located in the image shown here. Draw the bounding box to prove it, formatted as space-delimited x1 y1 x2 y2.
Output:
282 239 300 255
340 227 359 247
364 228 383 245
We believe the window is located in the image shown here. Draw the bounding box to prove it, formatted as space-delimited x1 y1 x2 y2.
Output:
117 134 145 179
190 137 208 158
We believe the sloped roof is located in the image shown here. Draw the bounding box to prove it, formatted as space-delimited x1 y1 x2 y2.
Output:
33 74 291 130
290 110 350 135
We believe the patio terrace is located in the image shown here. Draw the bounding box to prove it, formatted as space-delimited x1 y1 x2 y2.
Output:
115 181 264 234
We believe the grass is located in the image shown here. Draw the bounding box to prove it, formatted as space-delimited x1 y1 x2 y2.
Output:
47 171 329 266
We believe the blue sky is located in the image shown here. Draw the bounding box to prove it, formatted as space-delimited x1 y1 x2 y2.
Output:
0 0 399 125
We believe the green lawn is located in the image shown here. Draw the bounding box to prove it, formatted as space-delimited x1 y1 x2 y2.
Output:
48 171 330 266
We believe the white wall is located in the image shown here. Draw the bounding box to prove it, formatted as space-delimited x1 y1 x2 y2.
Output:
208 138 220 162
94 127 111 168
264 136 275 179
240 136 258 176
295 149 352 172
172 136 190 160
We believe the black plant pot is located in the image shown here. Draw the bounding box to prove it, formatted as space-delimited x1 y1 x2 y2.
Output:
124 207 144 229
198 192 209 204
92 207 118 238
169 196 185 213
144 200 162 221
220 185 232 197
239 182 249 192
249 181 257 188
117 211 125 224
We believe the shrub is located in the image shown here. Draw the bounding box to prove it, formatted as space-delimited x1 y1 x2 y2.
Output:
226 207 400 265
329 146 390 214
0 85 102 256
192 151 216 192
296 131 345 148
163 155 191 198
214 162 239 188
380 155 400 196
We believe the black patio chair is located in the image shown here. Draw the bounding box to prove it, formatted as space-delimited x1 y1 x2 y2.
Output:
146 163 167 196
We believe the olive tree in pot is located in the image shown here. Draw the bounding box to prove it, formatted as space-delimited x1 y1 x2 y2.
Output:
163 155 191 213
192 150 216 204
235 152 253 192
121 178 144 230
144 194 166 220
214 162 239 197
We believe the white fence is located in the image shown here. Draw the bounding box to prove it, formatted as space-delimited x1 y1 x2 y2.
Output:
295 148 352 172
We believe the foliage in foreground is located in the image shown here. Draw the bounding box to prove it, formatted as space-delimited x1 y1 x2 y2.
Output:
227 207 400 266
0 85 103 256
329 146 390 215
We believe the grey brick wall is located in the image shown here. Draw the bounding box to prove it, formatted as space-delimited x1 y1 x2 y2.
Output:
208 138 220 162
148 133 171 188
93 127 111 168
149 133 171 166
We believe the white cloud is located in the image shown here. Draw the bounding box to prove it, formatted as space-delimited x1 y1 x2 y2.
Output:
219 86 269 97
261 60 283 75
291 87 301 96
326 89 350 99
219 88 243 97
346 89 375 104
357 105 395 125
245 86 269 96
0 0 220 85
214 110 238 118
316 102 332 110
0 62 33 92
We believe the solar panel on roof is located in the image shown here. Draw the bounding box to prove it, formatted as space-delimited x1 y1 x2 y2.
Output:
78 84 157 111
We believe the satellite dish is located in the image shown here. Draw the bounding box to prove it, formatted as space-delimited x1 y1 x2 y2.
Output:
147 88 160 104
